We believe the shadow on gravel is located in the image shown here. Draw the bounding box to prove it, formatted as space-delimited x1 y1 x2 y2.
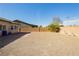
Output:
0 32 31 49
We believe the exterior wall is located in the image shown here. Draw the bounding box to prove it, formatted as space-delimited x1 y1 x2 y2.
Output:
15 22 33 32
0 21 19 36
0 21 11 35
10 24 19 34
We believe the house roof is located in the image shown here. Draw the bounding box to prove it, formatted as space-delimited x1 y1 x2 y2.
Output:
0 17 20 25
0 17 12 23
0 17 38 27
13 20 38 27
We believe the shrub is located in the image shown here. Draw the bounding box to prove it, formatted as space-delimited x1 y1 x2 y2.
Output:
48 23 60 32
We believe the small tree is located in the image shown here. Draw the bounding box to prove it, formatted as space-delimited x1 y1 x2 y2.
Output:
48 17 61 32
48 23 60 32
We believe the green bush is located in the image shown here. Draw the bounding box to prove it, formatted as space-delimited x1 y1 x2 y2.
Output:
48 24 60 32
47 17 62 32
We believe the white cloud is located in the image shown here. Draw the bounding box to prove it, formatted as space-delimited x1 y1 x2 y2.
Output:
63 19 79 26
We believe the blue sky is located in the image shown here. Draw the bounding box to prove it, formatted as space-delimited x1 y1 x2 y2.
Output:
0 3 79 26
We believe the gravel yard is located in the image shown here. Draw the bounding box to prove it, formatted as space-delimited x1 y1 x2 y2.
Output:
0 32 79 56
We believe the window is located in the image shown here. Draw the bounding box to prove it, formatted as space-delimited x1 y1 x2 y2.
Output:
11 26 14 30
0 25 2 30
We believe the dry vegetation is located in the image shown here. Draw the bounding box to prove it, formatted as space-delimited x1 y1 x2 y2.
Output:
20 27 50 32
60 26 79 37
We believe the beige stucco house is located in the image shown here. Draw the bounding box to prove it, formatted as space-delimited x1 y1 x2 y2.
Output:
0 18 20 36
0 18 38 36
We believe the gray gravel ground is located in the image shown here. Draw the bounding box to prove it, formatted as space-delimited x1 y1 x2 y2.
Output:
0 32 79 56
